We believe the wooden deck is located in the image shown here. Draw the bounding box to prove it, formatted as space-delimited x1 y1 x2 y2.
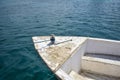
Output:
32 36 87 71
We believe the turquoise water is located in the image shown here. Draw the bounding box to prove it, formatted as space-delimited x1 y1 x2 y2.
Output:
0 0 120 80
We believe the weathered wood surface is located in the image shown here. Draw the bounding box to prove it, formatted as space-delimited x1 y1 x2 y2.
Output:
32 36 87 71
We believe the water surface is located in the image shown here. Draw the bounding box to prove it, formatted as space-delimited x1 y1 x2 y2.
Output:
0 0 120 80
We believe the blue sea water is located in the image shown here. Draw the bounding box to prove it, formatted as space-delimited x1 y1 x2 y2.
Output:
0 0 120 80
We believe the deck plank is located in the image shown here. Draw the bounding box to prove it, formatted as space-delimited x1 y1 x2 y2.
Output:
32 36 87 71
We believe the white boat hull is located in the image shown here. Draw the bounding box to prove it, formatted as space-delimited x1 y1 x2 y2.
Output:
32 36 120 80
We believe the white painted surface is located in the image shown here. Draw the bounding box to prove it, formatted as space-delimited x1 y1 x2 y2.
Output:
55 69 73 80
82 56 120 77
60 41 87 73
70 70 120 80
69 70 85 80
32 36 87 72
86 38 120 56
58 37 120 79
32 36 120 80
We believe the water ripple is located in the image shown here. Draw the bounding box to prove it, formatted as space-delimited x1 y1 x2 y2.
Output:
0 0 120 80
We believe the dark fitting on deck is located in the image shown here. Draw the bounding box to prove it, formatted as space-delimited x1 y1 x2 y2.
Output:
50 34 55 44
